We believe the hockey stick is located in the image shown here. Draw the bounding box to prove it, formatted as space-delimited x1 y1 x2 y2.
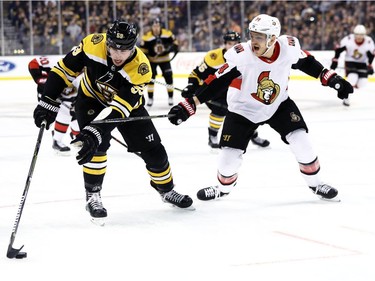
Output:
7 121 47 259
150 79 228 109
91 114 174 124
111 135 142 158
151 78 184 92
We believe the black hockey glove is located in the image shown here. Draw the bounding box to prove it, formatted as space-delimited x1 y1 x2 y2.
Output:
71 125 103 165
33 96 60 129
181 83 197 98
168 98 196 125
330 58 338 70
320 69 353 100
368 65 374 75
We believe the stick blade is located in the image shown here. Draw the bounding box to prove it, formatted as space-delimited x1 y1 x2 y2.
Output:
6 244 24 259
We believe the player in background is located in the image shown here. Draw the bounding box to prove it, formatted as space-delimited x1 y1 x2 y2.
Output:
182 30 270 149
28 56 80 155
139 18 179 107
32 20 193 225
168 14 353 202
330 24 375 106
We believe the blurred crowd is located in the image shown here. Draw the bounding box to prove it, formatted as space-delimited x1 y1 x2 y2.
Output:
5 0 375 55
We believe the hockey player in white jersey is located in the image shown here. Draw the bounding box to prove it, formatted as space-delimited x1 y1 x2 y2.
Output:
28 56 81 155
168 14 353 202
330 24 375 106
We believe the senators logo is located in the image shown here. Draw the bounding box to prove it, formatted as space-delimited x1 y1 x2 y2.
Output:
352 49 363 60
251 71 280 104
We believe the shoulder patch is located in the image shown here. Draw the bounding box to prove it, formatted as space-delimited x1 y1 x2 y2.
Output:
210 52 218 60
138 63 150 75
91 34 104 45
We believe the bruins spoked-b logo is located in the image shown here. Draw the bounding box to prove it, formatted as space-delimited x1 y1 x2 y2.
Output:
251 71 280 105
91 34 104 45
138 63 150 75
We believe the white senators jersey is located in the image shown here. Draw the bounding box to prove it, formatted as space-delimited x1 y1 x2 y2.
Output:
221 35 305 123
339 34 375 63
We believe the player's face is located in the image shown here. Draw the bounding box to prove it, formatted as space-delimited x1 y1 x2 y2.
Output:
249 31 268 57
225 41 238 50
108 47 133 66
152 23 161 35
354 34 365 44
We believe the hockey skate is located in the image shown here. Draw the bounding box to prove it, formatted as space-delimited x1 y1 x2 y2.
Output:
160 190 194 210
52 140 71 155
208 135 220 149
342 98 350 106
147 98 154 107
250 132 270 147
310 184 340 202
197 186 229 201
86 191 107 226
168 97 174 106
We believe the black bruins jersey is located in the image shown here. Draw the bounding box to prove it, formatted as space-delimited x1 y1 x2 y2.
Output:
46 33 152 119
139 29 178 63
188 47 226 88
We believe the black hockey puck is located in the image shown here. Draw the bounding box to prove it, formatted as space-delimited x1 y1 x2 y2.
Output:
15 252 27 259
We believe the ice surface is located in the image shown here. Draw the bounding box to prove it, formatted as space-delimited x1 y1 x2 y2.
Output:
1 78 374 281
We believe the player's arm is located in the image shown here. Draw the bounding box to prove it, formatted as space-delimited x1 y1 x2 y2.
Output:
33 45 85 129
72 82 147 165
182 60 215 98
292 51 353 100
168 62 240 125
194 65 240 104
28 58 51 100
28 59 49 84
330 46 346 69
366 50 374 74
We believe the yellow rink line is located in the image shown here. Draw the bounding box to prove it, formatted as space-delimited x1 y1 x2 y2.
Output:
1 74 374 82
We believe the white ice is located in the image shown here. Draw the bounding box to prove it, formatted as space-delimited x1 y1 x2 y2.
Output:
0 78 374 281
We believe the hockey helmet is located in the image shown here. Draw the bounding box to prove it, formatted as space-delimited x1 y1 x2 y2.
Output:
223 31 241 43
248 14 281 39
353 24 366 35
152 18 161 26
106 20 138 50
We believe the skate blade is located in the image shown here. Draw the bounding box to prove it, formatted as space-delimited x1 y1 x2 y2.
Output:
54 150 71 156
318 196 341 203
90 217 106 226
168 204 196 211
209 147 220 154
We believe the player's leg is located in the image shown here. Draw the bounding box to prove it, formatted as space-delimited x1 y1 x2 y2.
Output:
160 62 174 105
75 94 110 224
118 107 193 208
52 100 72 154
269 98 339 201
205 98 227 149
197 112 257 200
147 63 158 107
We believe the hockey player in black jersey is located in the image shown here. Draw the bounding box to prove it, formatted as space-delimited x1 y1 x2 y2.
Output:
181 30 270 149
33 20 193 225
139 18 179 107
